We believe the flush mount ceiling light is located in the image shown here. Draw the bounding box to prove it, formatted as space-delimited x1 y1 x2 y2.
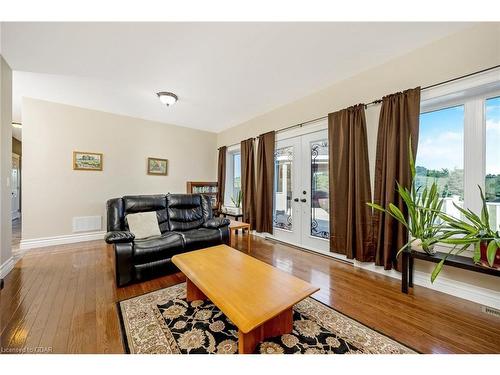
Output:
157 92 178 106
12 122 22 129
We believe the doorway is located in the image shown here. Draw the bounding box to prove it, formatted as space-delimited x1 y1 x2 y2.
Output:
273 128 330 253
12 152 21 250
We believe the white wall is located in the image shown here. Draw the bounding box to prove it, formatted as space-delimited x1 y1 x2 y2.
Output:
22 98 217 241
216 23 500 307
0 54 13 273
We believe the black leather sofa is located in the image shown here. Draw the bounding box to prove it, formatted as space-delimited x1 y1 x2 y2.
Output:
105 194 230 287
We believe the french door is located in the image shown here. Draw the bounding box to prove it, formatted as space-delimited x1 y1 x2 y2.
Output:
273 130 330 253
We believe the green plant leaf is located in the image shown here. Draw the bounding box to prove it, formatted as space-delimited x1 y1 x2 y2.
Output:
431 258 446 283
473 242 481 263
367 202 385 212
408 137 416 180
486 240 498 267
396 241 411 257
479 185 490 228
388 203 408 228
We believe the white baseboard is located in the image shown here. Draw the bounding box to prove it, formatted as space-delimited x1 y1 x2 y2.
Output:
0 257 15 279
20 231 106 250
354 260 500 310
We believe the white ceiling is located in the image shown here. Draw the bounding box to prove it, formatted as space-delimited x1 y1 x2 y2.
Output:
2 22 474 134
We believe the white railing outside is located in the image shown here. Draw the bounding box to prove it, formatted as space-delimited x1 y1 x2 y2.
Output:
439 196 500 231
487 202 500 232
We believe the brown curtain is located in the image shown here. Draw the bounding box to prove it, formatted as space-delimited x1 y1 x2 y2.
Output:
255 131 276 233
216 146 226 211
328 104 374 261
373 87 421 270
241 138 256 227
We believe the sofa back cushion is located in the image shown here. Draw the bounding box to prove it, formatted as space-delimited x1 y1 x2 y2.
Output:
167 194 206 231
123 195 169 233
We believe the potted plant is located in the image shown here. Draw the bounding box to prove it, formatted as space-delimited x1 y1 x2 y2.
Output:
429 185 500 282
229 190 243 215
367 140 443 256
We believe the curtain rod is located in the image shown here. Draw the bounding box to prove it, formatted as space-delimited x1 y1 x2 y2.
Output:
221 64 500 149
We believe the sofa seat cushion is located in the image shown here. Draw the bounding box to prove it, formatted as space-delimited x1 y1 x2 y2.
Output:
175 228 222 250
133 232 184 263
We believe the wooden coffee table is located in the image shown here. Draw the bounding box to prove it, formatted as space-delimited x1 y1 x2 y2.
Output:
172 245 319 354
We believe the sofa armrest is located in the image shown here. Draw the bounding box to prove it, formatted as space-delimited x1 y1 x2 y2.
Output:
115 242 134 287
203 217 230 229
104 231 135 244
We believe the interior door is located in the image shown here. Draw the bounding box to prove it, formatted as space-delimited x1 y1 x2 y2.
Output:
273 137 301 245
300 131 330 252
12 154 20 220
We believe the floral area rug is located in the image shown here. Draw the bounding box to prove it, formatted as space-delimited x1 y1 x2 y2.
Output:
118 282 416 354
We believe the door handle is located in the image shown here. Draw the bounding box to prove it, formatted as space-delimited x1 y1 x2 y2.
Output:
300 198 307 203
293 198 299 202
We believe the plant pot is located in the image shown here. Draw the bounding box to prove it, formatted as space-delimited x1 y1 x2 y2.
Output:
478 241 500 269
411 238 436 255
225 206 242 215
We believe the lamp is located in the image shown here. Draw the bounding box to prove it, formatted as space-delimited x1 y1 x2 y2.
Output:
157 92 178 106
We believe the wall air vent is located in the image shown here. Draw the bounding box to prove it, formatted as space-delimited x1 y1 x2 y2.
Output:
72 216 102 233
481 306 500 318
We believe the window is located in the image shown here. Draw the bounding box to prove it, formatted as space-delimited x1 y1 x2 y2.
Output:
485 96 500 230
418 72 500 232
232 153 241 202
224 148 241 207
416 105 464 218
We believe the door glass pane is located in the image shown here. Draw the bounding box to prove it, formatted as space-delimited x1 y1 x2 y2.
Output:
416 105 464 218
274 146 293 231
486 96 500 231
310 140 330 239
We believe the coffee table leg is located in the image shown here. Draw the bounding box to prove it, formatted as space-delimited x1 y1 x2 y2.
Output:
238 307 293 354
230 229 236 248
246 228 251 253
186 278 207 302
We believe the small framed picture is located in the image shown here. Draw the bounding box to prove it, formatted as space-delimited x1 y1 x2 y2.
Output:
148 157 168 176
73 151 103 171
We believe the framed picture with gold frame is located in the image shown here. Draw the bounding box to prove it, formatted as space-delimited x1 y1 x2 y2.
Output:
147 157 168 176
73 151 103 171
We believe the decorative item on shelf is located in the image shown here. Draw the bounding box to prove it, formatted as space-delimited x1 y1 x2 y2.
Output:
367 138 442 257
73 151 103 171
147 157 168 176
186 181 218 209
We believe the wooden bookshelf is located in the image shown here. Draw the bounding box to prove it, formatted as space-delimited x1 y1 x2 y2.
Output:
186 181 218 208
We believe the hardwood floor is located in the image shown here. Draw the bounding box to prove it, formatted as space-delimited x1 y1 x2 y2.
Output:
1 234 499 354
